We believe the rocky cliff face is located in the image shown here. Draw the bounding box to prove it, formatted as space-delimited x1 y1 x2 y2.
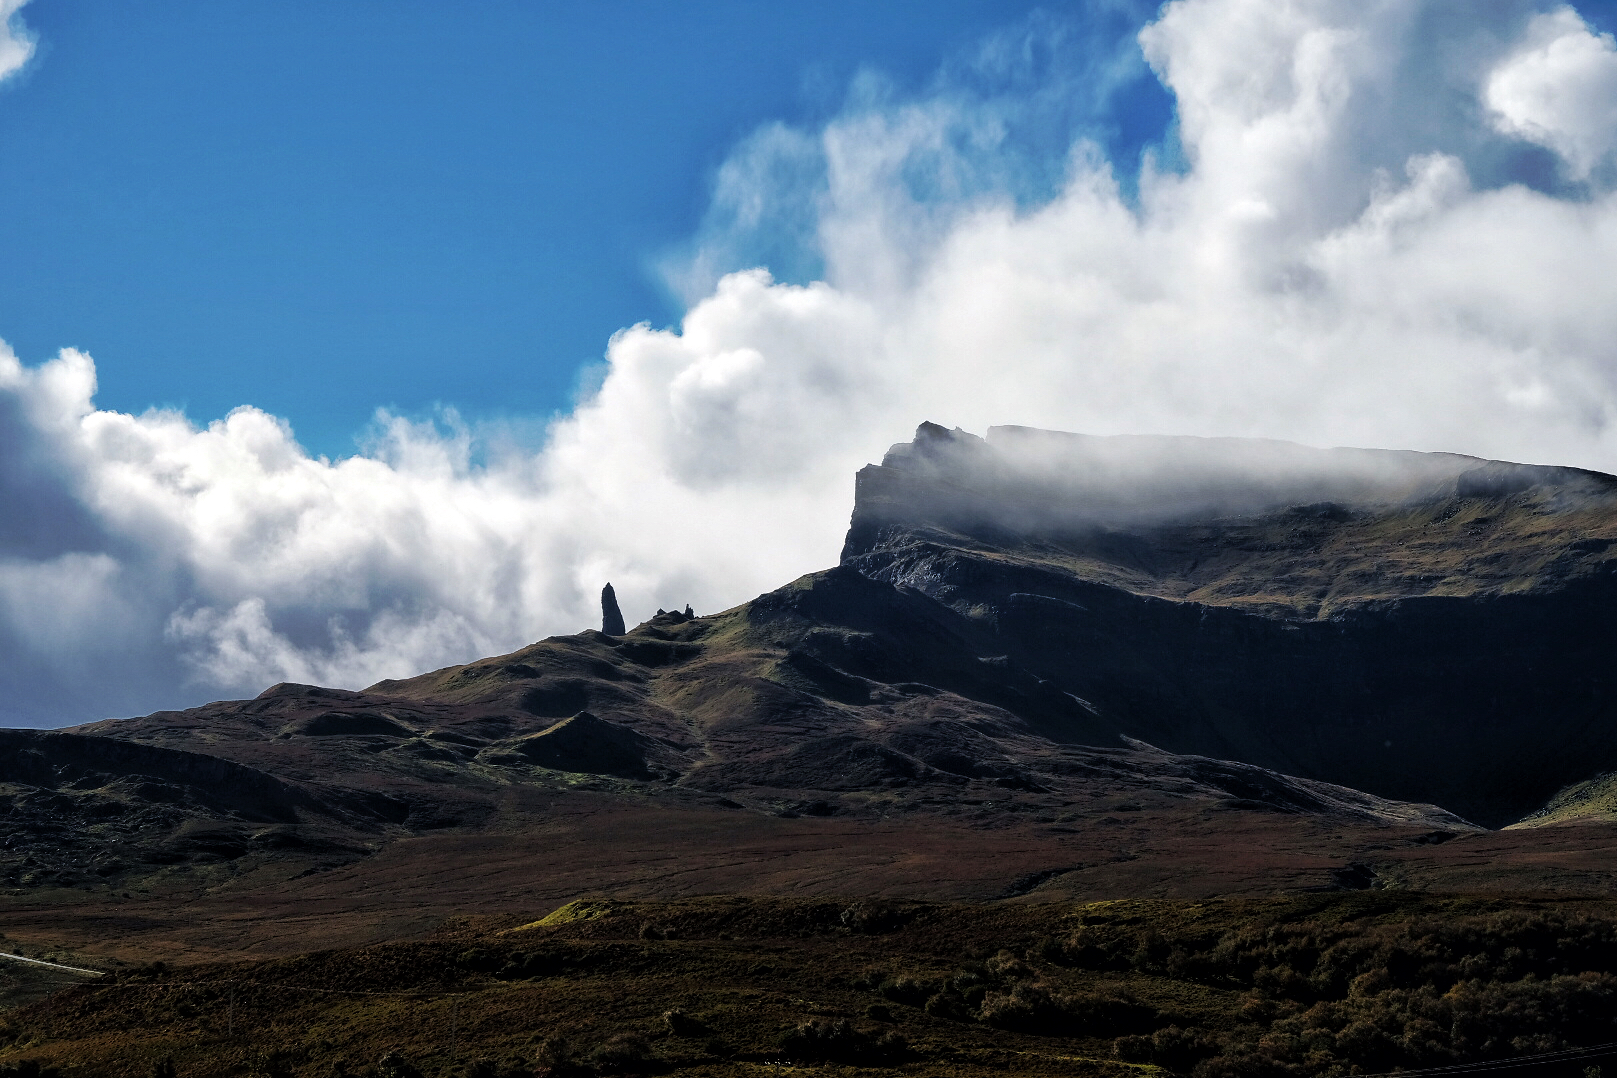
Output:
842 423 1617 826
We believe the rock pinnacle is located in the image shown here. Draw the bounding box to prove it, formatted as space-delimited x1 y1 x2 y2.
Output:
601 582 626 636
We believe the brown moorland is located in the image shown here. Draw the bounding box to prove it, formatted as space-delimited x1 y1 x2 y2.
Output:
12 893 1617 1078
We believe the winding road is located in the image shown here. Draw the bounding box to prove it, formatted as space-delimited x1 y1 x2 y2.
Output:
0 951 103 976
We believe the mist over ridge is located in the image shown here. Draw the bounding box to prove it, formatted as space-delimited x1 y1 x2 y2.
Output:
866 422 1588 533
7 0 1617 723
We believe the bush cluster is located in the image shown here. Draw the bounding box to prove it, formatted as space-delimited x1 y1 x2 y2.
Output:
321 1034 664 1078
778 1018 907 1064
853 948 1157 1039
838 900 913 935
837 904 1617 1076
0 1061 61 1078
1044 905 1617 1076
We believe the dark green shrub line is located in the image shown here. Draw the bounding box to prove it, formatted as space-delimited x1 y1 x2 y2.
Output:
16 897 1617 1077
1027 906 1617 1077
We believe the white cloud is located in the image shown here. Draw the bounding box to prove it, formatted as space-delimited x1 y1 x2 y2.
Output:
1487 7 1617 179
0 0 33 85
6 0 1617 724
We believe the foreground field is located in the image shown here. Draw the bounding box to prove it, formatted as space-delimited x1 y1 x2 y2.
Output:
7 893 1617 1078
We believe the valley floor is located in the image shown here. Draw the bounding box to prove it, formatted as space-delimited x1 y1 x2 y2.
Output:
10 892 1617 1078
7 793 1617 968
6 801 1617 1077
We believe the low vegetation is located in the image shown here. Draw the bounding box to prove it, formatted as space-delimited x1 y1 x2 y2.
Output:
6 893 1617 1077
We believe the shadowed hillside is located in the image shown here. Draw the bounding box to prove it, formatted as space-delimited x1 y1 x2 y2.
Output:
843 424 1617 826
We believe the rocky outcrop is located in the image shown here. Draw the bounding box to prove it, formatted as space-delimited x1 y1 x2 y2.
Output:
602 582 626 636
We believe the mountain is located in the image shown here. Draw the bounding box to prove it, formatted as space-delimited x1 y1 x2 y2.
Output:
845 423 1617 826
4 423 1617 964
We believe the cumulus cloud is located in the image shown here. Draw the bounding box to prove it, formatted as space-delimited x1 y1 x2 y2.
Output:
0 0 34 85
6 0 1617 724
1487 7 1617 179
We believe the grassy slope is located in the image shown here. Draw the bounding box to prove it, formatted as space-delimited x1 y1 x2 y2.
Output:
8 894 1617 1078
1512 772 1617 828
883 489 1617 621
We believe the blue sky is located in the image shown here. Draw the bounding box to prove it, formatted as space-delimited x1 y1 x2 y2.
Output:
0 0 1170 459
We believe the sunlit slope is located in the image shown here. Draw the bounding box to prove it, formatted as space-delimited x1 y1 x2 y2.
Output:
1512 771 1617 828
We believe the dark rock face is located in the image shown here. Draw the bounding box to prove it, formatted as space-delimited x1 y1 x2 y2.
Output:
840 424 1617 827
602 582 626 636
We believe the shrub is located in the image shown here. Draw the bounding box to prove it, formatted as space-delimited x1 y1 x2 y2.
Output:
1048 925 1130 971
986 949 1029 980
533 1036 585 1077
247 1049 298 1078
876 974 934 1006
0 1062 62 1078
1113 1025 1220 1071
848 968 883 991
925 991 976 1022
461 1058 535 1078
873 1030 909 1062
980 983 1157 1036
839 900 910 934
457 948 500 974
375 1051 424 1078
978 983 1070 1033
779 1018 907 1064
498 950 561 980
588 1033 653 1074
661 1008 707 1037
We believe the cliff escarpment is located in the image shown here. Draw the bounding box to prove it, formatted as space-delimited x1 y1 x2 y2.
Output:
841 423 1617 826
